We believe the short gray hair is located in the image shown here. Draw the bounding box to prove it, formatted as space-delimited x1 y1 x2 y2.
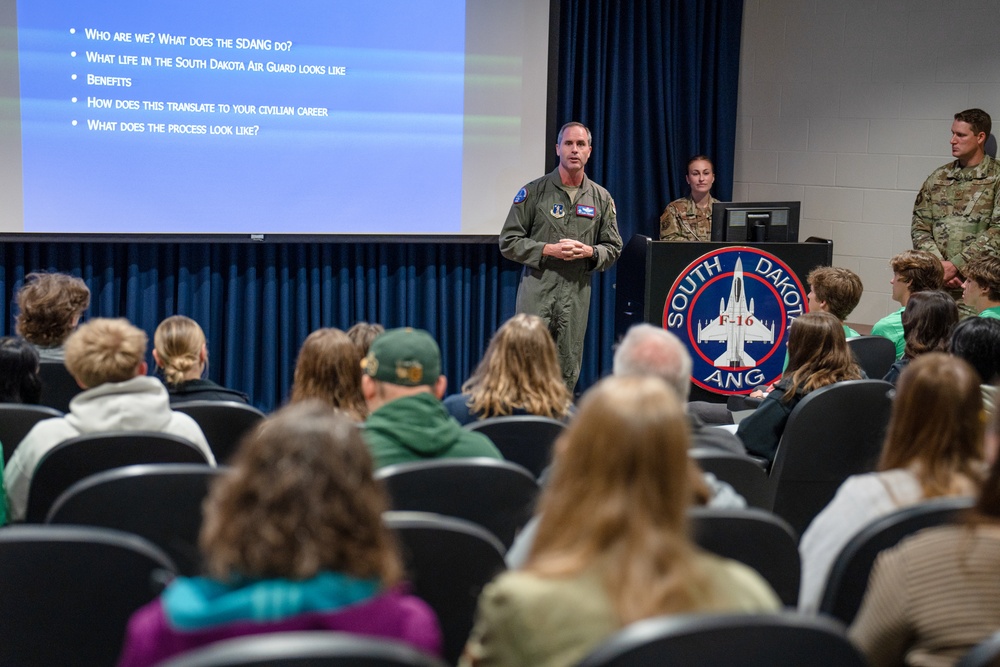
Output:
612 324 692 401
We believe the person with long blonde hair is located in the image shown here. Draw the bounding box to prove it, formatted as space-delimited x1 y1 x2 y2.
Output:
798 353 985 612
444 314 573 425
116 401 441 666
737 311 862 465
290 328 367 421
460 376 778 667
153 315 248 404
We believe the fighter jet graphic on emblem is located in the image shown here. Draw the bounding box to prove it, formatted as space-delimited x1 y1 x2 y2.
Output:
696 257 776 368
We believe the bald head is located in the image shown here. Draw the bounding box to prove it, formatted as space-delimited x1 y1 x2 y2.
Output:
612 324 692 401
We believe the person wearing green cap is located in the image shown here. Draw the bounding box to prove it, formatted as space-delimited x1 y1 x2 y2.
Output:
360 327 502 469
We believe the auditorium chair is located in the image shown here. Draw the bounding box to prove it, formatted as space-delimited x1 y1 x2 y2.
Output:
819 496 973 624
46 463 224 576
464 414 565 478
25 431 211 523
172 400 265 463
155 632 449 667
577 612 868 667
0 403 62 464
0 525 177 667
847 335 897 380
384 511 506 666
375 457 539 548
37 360 83 413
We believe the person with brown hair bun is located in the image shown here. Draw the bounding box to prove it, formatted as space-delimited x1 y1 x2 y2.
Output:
14 271 91 361
346 321 385 357
460 376 778 667
798 353 984 613
736 312 862 465
849 395 1000 667
659 155 719 241
444 314 573 425
153 315 248 405
116 401 440 666
881 290 958 386
290 328 368 421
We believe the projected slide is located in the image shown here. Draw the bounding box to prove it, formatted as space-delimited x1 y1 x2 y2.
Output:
14 1 467 234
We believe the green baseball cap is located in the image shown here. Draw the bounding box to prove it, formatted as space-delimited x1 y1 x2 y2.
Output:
361 327 441 387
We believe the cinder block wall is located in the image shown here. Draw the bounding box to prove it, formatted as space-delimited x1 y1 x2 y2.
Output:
734 0 1000 325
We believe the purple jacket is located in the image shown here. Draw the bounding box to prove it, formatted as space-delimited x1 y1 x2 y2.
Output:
116 587 441 667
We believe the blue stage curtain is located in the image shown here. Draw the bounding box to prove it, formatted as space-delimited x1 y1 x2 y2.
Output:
556 0 744 392
0 1 743 411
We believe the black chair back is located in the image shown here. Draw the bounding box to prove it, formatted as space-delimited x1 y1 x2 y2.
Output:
0 403 62 464
847 335 898 380
26 431 210 523
375 457 539 548
385 511 506 666
577 612 868 667
819 496 973 624
172 400 265 463
957 630 1000 667
690 448 769 508
47 463 223 576
0 525 176 667
155 631 449 667
767 379 893 536
689 507 800 606
38 360 83 413
464 415 565 478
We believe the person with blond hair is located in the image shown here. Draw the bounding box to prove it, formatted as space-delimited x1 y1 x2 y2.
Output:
871 250 945 358
460 376 778 667
152 315 247 404
962 254 1000 319
290 328 368 421
444 314 573 425
3 318 214 521
15 271 91 361
116 401 441 666
798 353 984 613
736 312 862 465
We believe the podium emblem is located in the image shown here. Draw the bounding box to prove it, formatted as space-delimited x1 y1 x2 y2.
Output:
663 246 807 395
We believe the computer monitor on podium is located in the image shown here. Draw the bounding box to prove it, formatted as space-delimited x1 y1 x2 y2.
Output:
711 201 801 242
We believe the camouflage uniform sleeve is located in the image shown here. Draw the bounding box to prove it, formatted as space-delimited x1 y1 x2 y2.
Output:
953 173 1000 269
659 202 684 240
910 174 944 258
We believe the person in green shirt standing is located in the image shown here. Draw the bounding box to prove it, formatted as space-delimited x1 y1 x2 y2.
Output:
962 254 1000 319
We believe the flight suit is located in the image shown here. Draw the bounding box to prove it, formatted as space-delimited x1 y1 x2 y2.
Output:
500 169 622 390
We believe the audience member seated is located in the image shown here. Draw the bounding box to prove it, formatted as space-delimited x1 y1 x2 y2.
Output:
443 314 572 426
152 315 248 405
14 271 91 361
849 405 1000 667
871 250 945 359
3 318 214 521
798 353 984 613
116 401 441 667
736 312 862 465
290 328 367 421
459 376 779 667
949 316 1000 417
882 290 958 386
0 336 43 524
962 253 1000 319
361 327 500 469
806 266 865 338
0 336 43 405
615 324 745 456
346 321 385 357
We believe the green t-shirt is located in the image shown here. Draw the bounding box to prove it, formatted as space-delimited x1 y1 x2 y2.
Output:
870 308 905 359
979 306 1000 319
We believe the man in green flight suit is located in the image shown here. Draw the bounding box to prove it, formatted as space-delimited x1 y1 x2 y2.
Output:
500 122 623 390
912 108 1000 316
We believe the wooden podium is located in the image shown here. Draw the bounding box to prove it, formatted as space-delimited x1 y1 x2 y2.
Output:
614 235 834 401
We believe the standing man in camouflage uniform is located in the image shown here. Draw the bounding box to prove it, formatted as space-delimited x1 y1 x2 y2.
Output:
912 108 1000 315
500 122 622 390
